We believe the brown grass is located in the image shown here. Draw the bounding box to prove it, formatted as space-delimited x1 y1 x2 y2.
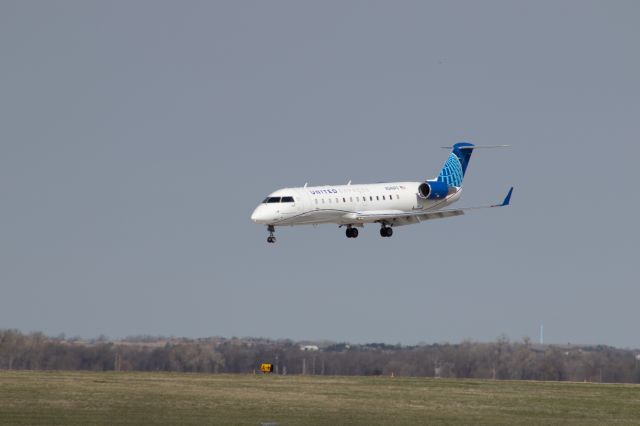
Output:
0 371 639 425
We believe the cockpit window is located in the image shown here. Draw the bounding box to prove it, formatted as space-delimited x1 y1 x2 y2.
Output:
262 196 294 203
262 197 293 204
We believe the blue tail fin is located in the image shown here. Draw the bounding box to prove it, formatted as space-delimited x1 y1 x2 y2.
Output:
437 142 475 187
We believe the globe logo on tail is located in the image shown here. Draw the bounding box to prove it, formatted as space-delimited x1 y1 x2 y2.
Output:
437 153 464 187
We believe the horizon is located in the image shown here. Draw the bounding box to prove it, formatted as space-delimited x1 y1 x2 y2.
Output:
6 328 639 351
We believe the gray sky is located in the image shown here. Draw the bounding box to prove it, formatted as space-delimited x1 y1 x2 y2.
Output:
1 1 639 347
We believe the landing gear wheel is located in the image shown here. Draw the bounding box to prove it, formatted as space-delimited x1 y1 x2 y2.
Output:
266 225 276 243
380 226 393 237
346 227 359 238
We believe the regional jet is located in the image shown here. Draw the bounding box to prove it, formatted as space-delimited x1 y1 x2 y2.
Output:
251 142 512 243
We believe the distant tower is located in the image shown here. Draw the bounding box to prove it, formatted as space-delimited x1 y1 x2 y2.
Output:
539 324 544 345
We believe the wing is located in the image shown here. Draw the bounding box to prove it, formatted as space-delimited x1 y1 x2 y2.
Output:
351 187 513 225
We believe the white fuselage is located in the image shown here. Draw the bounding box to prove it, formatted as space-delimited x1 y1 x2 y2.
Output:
250 181 461 227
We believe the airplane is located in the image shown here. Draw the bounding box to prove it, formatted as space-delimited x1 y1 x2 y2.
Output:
251 142 512 243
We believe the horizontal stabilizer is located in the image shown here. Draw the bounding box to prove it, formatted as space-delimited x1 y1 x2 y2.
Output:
440 145 510 150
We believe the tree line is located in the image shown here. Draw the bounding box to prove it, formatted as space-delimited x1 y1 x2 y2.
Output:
1 329 639 383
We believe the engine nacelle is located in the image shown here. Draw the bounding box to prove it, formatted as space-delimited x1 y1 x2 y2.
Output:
418 181 451 199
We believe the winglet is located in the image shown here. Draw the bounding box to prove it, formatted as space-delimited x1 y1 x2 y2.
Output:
501 187 513 206
491 187 513 207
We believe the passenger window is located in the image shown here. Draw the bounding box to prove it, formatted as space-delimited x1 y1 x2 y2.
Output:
396 194 400 200
350 197 353 202
343 198 346 202
370 196 373 201
376 196 379 201
336 198 339 203
382 195 386 200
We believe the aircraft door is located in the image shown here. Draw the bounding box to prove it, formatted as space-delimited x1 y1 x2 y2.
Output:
295 188 309 216
279 189 306 221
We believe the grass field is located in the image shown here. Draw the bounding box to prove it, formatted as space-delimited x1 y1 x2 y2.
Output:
1 371 639 425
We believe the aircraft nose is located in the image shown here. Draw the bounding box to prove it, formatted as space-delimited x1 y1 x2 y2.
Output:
251 205 269 223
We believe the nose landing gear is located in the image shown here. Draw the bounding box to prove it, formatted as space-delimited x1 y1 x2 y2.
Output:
267 225 276 243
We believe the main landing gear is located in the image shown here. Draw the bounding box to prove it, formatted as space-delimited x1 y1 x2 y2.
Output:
380 225 393 238
266 225 276 243
346 226 359 239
